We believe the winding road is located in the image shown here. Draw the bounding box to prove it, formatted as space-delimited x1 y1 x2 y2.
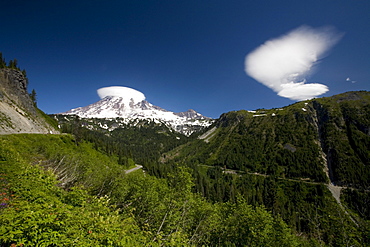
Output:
125 164 143 174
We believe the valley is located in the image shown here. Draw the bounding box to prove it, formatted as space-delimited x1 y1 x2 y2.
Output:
0 64 369 246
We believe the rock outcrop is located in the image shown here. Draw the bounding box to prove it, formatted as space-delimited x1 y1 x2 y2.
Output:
0 68 59 134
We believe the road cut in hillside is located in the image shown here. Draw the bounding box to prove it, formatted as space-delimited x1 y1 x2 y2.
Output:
125 164 143 174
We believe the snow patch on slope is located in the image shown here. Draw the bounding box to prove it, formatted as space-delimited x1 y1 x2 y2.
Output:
61 95 213 136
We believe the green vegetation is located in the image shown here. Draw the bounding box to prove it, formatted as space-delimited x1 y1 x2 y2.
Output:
29 89 37 106
46 91 369 246
0 52 26 75
0 135 147 246
315 92 370 188
0 134 307 246
0 112 14 129
165 91 370 189
54 115 190 164
342 188 370 221
165 104 328 182
1 56 369 247
0 52 7 69
37 109 59 131
156 91 370 245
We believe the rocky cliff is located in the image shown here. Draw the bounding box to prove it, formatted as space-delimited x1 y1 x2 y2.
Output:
0 68 58 134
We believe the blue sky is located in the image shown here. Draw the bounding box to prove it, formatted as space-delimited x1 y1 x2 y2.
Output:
1 0 369 118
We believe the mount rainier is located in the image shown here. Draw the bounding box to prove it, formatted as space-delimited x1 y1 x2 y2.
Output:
58 87 213 136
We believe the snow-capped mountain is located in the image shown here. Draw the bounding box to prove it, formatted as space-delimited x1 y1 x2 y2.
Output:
60 96 213 136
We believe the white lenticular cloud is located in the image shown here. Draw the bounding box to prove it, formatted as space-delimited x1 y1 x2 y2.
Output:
97 86 146 103
245 26 342 101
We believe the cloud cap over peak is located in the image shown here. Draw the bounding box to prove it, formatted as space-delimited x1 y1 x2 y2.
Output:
245 25 343 101
97 86 146 103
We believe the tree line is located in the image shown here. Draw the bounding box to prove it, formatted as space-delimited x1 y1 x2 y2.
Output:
0 52 27 77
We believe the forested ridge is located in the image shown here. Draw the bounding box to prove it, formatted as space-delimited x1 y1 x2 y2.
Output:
164 91 370 189
0 60 369 245
52 115 191 165
158 91 370 245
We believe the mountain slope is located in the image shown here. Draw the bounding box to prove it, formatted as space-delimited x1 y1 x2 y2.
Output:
164 91 370 189
1 134 310 246
61 96 213 136
158 91 370 244
0 68 58 134
53 114 192 165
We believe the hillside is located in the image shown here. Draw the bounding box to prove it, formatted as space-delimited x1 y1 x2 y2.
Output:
0 68 58 134
164 91 370 189
157 91 370 244
0 134 310 246
52 115 192 165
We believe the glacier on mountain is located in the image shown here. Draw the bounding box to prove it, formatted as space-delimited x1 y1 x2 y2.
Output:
61 95 213 136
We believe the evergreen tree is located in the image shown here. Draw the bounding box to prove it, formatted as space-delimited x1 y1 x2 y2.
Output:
5 57 20 70
8 59 14 69
29 89 37 106
13 58 18 69
0 52 6 68
0 53 25 73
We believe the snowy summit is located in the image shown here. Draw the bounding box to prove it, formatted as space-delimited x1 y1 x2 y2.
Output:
61 86 213 136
